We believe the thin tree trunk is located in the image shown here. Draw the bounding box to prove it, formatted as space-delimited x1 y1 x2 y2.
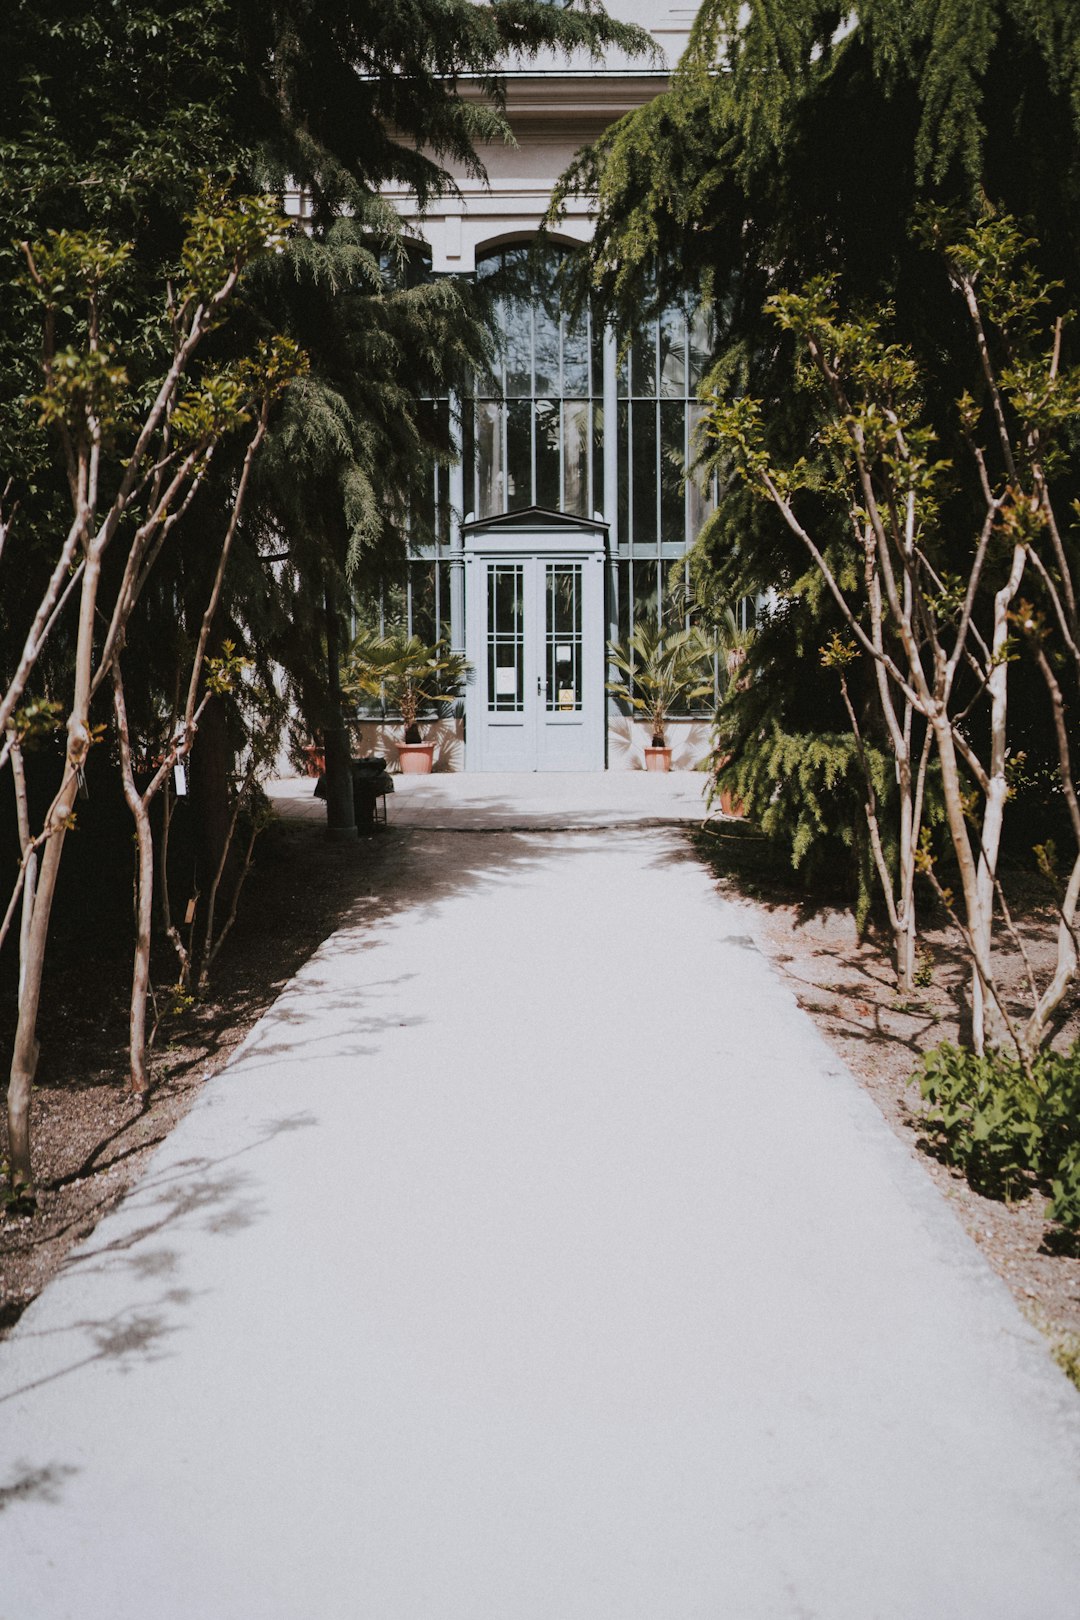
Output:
1023 853 1080 1052
112 659 152 1095
10 738 38 1002
971 542 1027 1047
6 784 72 1194
931 714 996 1053
323 577 356 840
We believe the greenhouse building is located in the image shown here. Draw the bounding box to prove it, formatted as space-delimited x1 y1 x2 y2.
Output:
323 3 728 770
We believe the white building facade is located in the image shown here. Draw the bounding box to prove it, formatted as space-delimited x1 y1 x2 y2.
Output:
370 4 718 770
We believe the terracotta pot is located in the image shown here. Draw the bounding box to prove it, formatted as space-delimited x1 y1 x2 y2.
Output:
398 740 436 774
644 746 672 773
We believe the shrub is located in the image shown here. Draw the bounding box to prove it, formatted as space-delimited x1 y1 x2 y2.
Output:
915 1041 1080 1229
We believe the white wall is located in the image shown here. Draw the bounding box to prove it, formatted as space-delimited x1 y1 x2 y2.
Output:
387 3 701 272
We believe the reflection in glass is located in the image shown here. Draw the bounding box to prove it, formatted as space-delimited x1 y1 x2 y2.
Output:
534 299 560 396
476 401 503 518
617 401 629 542
563 312 590 396
563 400 590 516
660 399 686 543
507 400 531 508
502 295 532 397
631 400 658 546
592 402 604 517
546 564 583 711
462 255 719 638
633 556 661 633
660 305 686 398
535 400 560 510
689 303 715 388
411 562 436 645
687 402 717 536
630 316 656 398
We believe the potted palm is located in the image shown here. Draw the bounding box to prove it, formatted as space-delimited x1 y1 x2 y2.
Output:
342 632 470 773
606 623 717 771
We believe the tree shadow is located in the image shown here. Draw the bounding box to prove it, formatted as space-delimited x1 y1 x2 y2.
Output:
0 1112 323 1402
0 1461 80 1513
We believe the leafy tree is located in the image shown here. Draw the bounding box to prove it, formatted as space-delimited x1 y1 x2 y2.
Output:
556 0 1080 940
0 0 650 1196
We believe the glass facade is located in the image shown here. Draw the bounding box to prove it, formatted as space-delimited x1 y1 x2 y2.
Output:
463 245 603 521
376 239 723 725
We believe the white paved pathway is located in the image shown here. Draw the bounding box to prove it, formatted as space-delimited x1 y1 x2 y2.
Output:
2 811 1080 1617
267 767 712 829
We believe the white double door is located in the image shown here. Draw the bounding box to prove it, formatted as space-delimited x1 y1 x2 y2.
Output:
464 545 605 772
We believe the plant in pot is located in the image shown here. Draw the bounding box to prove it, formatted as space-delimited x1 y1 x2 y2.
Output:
342 632 470 774
606 623 717 771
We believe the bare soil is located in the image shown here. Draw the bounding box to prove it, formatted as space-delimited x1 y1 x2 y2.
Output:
697 820 1080 1380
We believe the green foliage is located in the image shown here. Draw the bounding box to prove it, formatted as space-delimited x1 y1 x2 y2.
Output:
20 230 133 304
10 696 63 748
1051 1333 1080 1392
916 1040 1080 1227
606 623 716 747
204 640 251 698
179 185 287 308
714 721 889 929
170 370 251 445
342 633 470 740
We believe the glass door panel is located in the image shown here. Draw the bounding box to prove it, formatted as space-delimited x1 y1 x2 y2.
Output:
487 564 524 712
545 563 583 712
465 540 604 771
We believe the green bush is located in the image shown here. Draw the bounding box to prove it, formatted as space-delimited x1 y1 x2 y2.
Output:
915 1041 1080 1229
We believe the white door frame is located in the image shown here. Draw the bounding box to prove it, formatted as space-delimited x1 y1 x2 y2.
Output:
463 509 608 772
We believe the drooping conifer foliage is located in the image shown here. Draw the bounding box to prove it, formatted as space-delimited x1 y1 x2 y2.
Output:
559 1 1080 1083
559 0 1080 873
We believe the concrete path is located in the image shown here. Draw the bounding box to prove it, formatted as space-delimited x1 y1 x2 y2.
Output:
3 815 1080 1618
267 767 712 829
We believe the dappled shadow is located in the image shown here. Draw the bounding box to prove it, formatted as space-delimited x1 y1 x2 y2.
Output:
0 1112 320 1403
1040 1226 1080 1259
0 1296 186 1404
0 1461 79 1513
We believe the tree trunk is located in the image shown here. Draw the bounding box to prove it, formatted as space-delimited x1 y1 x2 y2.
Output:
322 579 356 841
970 542 1027 1047
932 715 997 1054
127 801 154 1095
1023 852 1080 1054
10 739 38 1003
6 784 73 1194
112 662 153 1095
894 757 917 995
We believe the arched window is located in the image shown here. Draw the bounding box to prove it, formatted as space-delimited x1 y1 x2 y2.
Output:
463 242 603 519
374 240 722 671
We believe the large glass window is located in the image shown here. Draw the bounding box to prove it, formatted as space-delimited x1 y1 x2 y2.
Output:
467 244 601 520
395 242 724 713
